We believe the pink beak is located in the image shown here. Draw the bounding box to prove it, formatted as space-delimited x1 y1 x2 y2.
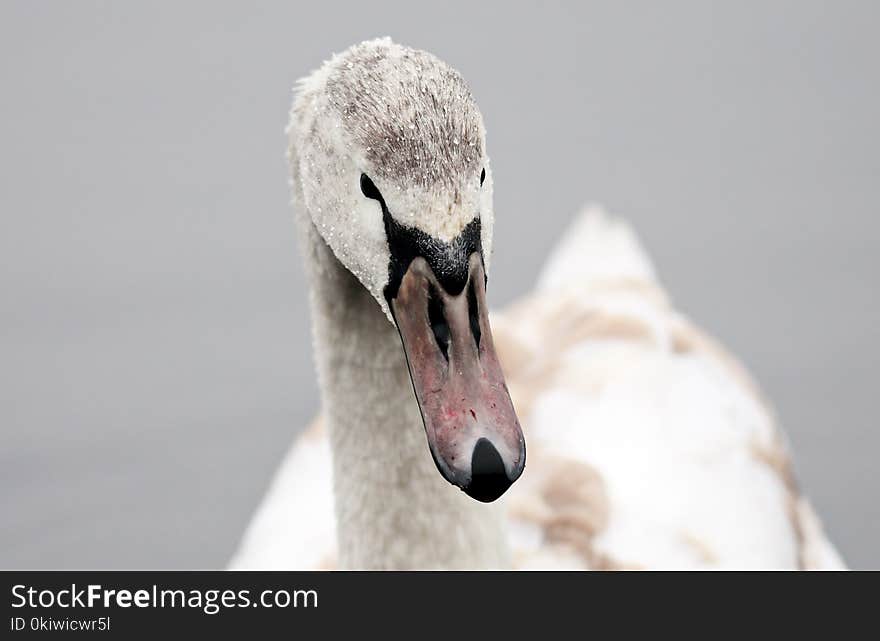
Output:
389 253 525 502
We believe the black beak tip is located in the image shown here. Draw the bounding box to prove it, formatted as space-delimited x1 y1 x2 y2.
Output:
462 438 518 503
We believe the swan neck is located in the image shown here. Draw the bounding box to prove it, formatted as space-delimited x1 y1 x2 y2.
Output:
299 212 509 569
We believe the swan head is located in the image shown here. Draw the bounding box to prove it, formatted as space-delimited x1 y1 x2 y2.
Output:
289 38 524 502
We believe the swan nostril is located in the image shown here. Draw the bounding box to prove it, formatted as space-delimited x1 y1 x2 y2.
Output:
463 438 512 502
467 279 481 352
427 285 450 361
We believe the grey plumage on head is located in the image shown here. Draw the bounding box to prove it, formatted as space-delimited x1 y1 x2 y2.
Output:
325 38 484 191
287 38 495 319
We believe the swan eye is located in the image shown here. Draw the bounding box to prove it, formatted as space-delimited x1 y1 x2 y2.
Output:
480 168 486 186
360 173 384 202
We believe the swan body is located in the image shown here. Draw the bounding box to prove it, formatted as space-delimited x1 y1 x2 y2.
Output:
231 39 842 569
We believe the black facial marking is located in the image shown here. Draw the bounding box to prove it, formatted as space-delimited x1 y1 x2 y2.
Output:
364 169 484 301
360 173 384 201
480 168 486 186
382 207 483 302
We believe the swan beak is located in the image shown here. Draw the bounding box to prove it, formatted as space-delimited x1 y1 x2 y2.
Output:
389 253 525 502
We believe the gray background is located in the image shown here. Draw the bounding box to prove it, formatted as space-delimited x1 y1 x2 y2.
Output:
1 1 877 568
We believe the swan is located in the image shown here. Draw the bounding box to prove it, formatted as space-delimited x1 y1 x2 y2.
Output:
231 38 843 570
